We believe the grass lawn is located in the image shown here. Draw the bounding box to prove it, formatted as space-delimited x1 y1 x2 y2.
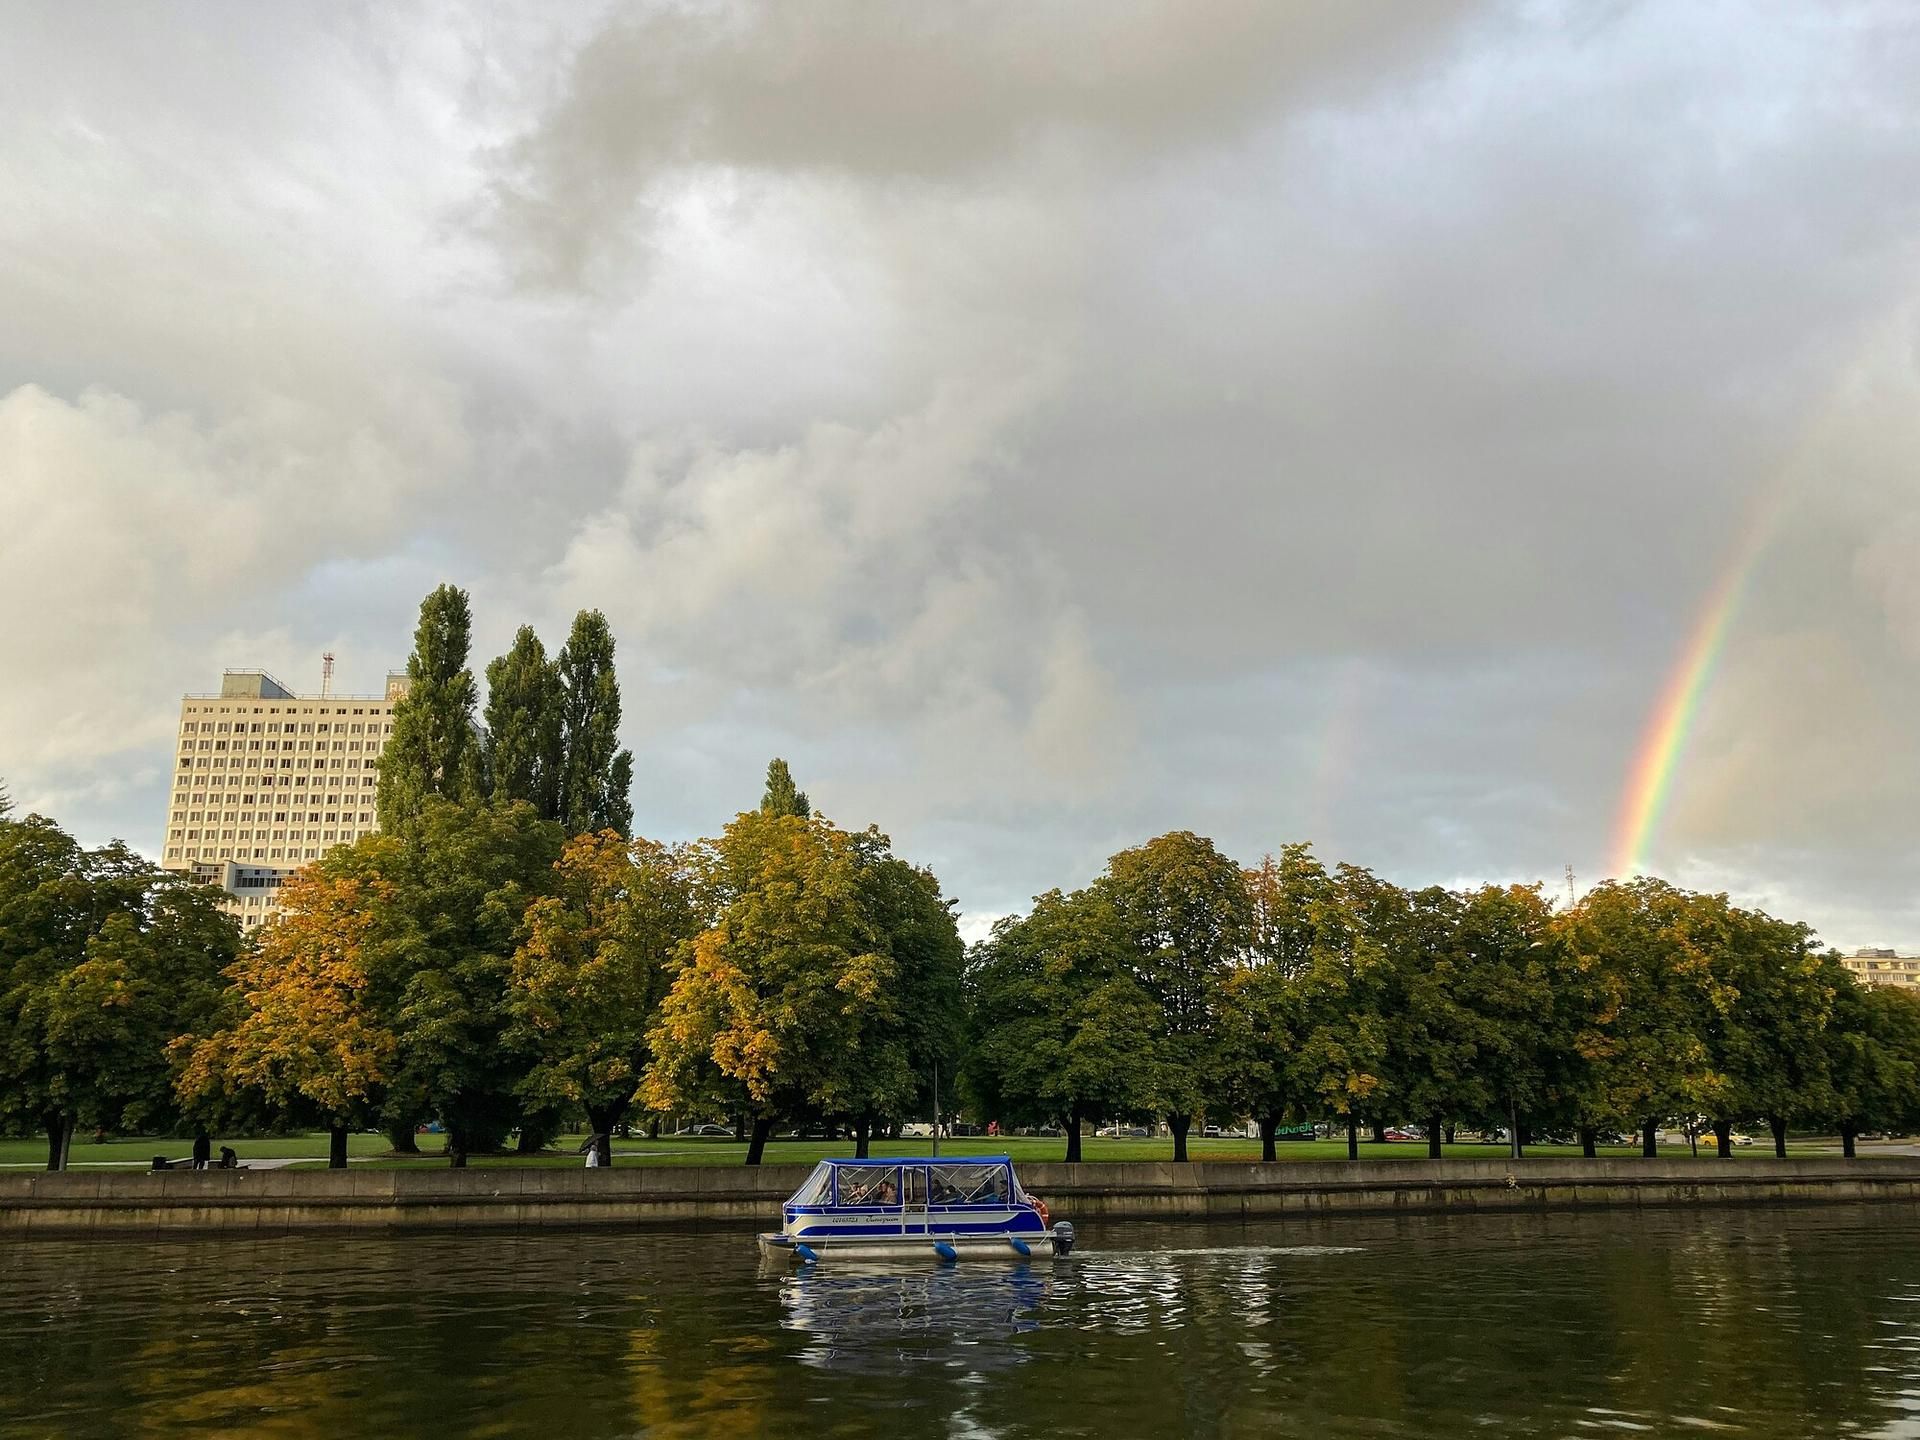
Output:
0 1130 1834 1171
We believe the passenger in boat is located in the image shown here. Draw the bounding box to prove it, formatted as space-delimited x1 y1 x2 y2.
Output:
878 1178 897 1205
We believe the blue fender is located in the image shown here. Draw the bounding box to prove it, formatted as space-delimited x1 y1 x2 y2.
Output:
934 1241 959 1263
1008 1236 1032 1258
794 1243 819 1264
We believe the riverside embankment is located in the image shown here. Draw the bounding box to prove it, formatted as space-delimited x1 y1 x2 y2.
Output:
3 1155 1918 1234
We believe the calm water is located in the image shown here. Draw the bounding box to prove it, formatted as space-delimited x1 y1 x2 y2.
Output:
2 1205 1917 1437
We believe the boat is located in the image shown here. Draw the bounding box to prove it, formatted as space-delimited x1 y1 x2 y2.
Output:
758 1155 1076 1262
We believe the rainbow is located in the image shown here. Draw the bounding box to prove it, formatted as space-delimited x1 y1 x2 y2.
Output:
1609 494 1787 878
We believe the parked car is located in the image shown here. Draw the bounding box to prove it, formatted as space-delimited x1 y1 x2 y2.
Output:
1382 1129 1419 1142
673 1123 733 1138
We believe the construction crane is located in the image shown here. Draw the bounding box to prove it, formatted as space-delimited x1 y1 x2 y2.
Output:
321 652 335 698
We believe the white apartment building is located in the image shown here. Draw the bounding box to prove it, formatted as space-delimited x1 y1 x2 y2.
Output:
161 668 408 930
1839 948 1920 989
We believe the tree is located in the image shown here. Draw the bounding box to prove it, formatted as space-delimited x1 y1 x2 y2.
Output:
509 831 699 1166
838 832 964 1155
1447 884 1559 1159
760 759 810 818
0 817 238 1168
1554 879 1716 1156
484 625 565 821
175 868 404 1168
1822 964 1920 1156
1286 860 1394 1161
1097 831 1252 1161
1375 885 1486 1160
378 584 480 829
964 886 1161 1162
640 810 899 1164
557 610 634 836
1696 899 1834 1158
373 800 567 1164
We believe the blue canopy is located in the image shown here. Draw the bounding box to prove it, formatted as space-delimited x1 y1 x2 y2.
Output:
819 1155 1011 1168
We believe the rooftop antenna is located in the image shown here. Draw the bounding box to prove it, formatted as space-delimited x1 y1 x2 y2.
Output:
321 652 335 698
1565 864 1577 911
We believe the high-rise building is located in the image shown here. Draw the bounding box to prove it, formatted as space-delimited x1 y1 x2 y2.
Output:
161 668 409 930
1839 948 1920 989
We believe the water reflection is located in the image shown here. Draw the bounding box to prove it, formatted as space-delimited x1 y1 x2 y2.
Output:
3 1209 1920 1437
776 1262 1051 1374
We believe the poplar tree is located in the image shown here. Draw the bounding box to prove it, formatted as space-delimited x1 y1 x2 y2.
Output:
377 584 480 830
484 626 564 820
557 610 634 836
760 758 810 818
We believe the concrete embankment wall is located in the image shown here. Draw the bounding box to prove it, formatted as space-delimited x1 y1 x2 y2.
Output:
4 1156 1919 1236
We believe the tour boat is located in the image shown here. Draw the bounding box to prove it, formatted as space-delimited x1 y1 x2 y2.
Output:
758 1155 1075 1262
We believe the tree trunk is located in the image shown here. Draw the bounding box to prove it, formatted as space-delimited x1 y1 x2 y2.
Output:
647 1117 660 1140
1641 1119 1658 1157
1346 1115 1359 1161
448 1125 468 1168
586 1100 626 1167
1508 1100 1522 1160
386 1122 420 1154
1370 1117 1387 1145
854 1116 872 1160
1260 1114 1279 1163
329 1124 349 1170
44 1110 67 1172
1579 1125 1596 1159
734 1114 747 1142
1842 1121 1857 1159
1169 1114 1190 1162
744 1115 774 1166
1065 1108 1083 1164
1713 1119 1731 1159
1769 1113 1787 1159
1427 1114 1443 1161
1443 1123 1456 1145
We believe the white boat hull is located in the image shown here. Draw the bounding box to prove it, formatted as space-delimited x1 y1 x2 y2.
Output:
759 1230 1058 1262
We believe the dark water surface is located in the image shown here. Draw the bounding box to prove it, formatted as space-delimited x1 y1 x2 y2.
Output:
3 1205 1917 1437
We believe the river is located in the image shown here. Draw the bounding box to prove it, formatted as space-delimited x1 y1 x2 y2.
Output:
2 1204 1915 1437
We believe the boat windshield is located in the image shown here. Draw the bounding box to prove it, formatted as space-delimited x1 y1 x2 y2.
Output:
787 1162 833 1208
927 1163 1010 1206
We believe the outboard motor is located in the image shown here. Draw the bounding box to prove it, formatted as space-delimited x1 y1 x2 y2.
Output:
1051 1220 1076 1257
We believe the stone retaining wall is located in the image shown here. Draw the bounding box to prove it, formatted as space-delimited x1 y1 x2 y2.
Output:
3 1156 1916 1236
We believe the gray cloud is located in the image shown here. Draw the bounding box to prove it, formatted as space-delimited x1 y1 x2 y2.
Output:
2 0 1919 951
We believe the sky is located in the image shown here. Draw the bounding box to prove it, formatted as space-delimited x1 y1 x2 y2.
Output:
2 0 1918 949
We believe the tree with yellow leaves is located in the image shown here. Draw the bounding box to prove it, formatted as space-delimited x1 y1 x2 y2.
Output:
174 863 402 1168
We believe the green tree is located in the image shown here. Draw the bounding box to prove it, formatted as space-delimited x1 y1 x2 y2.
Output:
374 799 567 1164
1285 859 1394 1160
1822 963 1920 1156
1447 884 1559 1158
1097 830 1252 1161
760 758 811 818
841 831 964 1155
378 584 481 829
557 610 635 836
1555 879 1716 1156
1695 898 1834 1157
963 886 1161 1162
509 831 699 1166
0 816 238 1168
484 625 565 820
641 810 898 1164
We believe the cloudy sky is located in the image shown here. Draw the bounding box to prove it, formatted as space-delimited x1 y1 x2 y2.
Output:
3 0 1918 947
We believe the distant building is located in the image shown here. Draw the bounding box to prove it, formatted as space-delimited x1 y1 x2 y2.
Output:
1839 947 1920 989
161 668 408 930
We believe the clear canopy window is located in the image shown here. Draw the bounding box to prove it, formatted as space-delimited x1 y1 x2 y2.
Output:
927 1164 1010 1205
833 1165 903 1206
787 1162 833 1207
